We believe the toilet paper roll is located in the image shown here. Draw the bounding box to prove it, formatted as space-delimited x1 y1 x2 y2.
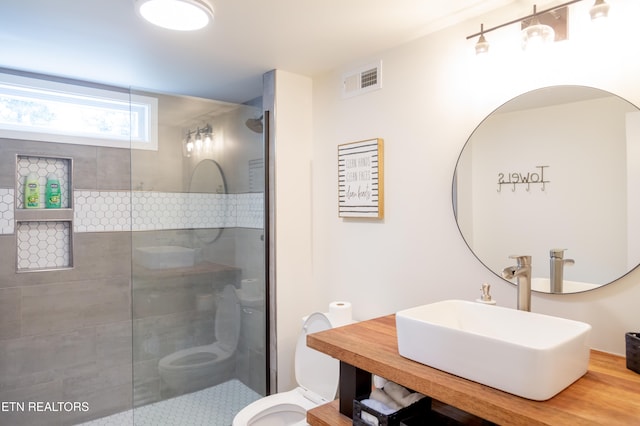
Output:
329 301 352 326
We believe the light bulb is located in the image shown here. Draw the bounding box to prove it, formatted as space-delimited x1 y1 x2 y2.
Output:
590 0 610 21
184 137 193 157
475 34 490 55
522 22 555 51
521 5 555 52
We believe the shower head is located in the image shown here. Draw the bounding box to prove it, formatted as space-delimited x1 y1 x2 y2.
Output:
245 115 263 133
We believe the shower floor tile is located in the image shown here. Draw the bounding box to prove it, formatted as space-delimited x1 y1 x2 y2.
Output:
78 379 261 426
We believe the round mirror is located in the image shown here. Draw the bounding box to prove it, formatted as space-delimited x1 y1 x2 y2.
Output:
453 85 640 294
189 159 227 243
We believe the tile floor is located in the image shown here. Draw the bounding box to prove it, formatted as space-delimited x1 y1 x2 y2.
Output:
78 379 261 426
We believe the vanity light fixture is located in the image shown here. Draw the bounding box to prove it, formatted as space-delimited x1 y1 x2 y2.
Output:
135 0 214 31
467 0 611 55
521 5 555 50
475 24 490 55
183 124 213 157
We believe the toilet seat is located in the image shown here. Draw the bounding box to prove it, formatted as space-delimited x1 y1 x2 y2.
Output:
233 312 339 426
158 342 231 372
231 387 318 425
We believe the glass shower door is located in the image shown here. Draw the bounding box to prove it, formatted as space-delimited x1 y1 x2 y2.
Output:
129 90 267 425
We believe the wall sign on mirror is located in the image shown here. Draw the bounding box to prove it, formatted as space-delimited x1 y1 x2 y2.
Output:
338 138 384 219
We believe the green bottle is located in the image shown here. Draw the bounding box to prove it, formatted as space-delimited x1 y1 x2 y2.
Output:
45 174 61 208
24 173 40 209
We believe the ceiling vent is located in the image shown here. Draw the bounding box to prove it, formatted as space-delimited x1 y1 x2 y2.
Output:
342 61 382 98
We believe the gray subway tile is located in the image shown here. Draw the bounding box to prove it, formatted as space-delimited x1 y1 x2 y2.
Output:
0 287 21 339
96 147 131 190
133 359 161 407
96 321 133 368
0 236 17 289
21 278 130 336
0 328 96 380
62 364 132 400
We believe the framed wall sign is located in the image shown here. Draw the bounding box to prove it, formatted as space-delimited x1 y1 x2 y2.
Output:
338 138 384 218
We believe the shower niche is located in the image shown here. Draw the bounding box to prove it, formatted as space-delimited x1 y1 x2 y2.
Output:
14 154 74 272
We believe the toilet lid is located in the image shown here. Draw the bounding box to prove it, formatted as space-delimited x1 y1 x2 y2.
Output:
295 312 339 402
214 285 241 351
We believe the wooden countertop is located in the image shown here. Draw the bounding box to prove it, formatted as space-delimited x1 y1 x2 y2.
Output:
307 314 640 426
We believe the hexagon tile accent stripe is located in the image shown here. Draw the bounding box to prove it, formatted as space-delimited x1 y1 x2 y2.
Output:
74 191 131 233
0 189 264 235
131 191 236 231
0 188 14 234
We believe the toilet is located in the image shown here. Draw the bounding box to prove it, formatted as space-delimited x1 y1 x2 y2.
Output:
232 312 339 426
158 284 241 395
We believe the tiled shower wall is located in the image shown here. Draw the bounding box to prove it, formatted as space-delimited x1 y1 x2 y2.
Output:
0 139 134 426
0 136 264 425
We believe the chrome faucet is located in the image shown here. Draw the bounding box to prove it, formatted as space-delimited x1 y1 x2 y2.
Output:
549 249 574 294
502 255 532 312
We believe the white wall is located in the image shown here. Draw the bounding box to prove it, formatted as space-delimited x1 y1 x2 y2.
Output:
272 70 315 392
304 0 640 366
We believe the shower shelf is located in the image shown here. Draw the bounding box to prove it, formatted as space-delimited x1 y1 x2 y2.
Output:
14 154 74 273
15 208 74 222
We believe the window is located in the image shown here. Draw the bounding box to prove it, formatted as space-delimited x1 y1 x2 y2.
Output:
0 73 158 150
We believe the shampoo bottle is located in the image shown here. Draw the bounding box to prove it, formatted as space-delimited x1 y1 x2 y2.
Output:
24 173 40 209
45 174 61 208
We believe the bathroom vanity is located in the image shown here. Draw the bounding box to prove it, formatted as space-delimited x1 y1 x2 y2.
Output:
306 315 640 425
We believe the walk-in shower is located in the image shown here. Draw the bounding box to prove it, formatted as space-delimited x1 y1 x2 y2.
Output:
128 91 268 417
0 74 268 426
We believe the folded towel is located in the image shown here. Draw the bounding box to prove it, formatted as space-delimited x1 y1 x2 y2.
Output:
372 374 389 389
360 398 398 415
400 391 426 407
383 381 426 408
370 388 403 410
383 381 410 404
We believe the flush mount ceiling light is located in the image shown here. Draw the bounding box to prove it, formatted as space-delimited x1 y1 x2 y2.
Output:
135 0 214 31
466 0 611 55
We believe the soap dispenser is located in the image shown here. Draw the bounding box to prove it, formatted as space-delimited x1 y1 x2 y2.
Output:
476 283 497 305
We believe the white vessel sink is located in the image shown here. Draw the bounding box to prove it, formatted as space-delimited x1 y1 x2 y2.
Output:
396 300 591 400
134 246 195 269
